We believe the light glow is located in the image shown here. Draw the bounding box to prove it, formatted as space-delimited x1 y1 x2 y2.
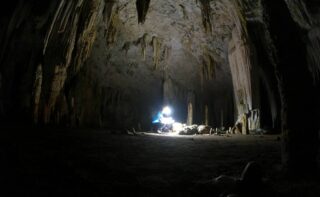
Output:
160 117 175 124
162 106 172 116
172 122 183 133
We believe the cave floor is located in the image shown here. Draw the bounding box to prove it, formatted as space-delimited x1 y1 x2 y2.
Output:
0 128 319 196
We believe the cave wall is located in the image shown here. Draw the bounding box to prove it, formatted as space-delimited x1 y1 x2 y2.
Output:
0 0 320 177
0 0 108 126
0 0 236 129
226 0 320 174
265 0 320 175
232 0 320 175
0 0 297 133
0 0 318 145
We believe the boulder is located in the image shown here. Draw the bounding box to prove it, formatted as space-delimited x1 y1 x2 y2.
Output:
197 125 211 134
179 124 198 135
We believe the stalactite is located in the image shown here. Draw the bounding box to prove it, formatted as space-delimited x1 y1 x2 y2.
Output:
40 0 105 124
58 1 74 33
179 4 188 20
307 30 320 83
106 6 120 46
133 33 149 60
33 64 43 124
121 41 131 54
44 7 74 114
202 52 216 80
151 36 162 69
284 0 313 29
228 0 249 40
136 0 151 24
141 33 148 60
43 0 66 55
199 0 212 33
161 46 171 69
73 0 106 72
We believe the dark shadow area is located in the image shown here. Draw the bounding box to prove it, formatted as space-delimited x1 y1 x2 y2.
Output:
1 127 318 197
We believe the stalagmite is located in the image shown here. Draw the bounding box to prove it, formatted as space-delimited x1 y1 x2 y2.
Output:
205 104 209 126
220 109 224 128
187 102 193 126
187 92 195 125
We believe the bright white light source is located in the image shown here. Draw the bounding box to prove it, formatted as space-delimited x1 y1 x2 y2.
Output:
172 122 183 133
162 106 172 115
160 117 175 124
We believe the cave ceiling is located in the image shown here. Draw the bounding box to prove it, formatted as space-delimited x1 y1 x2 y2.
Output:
91 0 237 100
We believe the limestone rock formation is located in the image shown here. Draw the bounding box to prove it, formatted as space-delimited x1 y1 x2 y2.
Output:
0 0 320 176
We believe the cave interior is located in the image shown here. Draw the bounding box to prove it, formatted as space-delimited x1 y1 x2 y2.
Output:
0 0 320 196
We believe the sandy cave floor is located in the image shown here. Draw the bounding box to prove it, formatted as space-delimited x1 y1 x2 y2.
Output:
0 128 319 196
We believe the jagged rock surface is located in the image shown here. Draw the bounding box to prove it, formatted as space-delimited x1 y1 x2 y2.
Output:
0 0 319 135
